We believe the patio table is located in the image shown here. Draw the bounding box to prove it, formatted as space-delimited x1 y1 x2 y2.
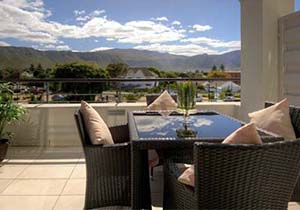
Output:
128 110 281 210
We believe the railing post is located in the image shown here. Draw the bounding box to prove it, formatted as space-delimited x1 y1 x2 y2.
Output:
46 81 49 103
208 80 211 102
16 82 19 103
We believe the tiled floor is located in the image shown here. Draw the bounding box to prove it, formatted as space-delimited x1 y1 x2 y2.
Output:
0 147 86 210
0 146 299 210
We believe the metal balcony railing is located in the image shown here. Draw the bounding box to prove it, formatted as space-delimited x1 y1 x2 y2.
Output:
0 77 241 104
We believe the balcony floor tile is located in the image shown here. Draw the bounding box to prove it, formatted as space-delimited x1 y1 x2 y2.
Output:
2 179 67 195
0 146 299 210
0 195 58 210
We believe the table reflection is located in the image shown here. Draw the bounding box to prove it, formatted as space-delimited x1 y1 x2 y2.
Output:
133 112 242 139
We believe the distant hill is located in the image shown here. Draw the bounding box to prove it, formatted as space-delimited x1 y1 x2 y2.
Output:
0 46 240 72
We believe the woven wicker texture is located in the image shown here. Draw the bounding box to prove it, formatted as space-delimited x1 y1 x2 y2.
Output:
265 101 300 202
75 110 131 210
163 140 300 210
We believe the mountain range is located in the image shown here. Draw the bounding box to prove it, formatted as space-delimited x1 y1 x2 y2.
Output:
0 46 240 72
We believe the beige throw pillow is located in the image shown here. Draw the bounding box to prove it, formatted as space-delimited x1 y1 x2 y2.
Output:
248 98 296 140
222 123 263 145
80 101 114 145
147 90 177 111
178 123 262 187
177 165 195 187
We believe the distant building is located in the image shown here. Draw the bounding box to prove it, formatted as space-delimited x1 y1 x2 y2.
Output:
226 70 241 84
197 81 240 93
120 67 159 89
217 81 241 93
20 71 34 79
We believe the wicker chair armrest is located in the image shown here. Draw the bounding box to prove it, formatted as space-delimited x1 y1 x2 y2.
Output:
109 124 130 143
163 160 196 209
84 142 131 175
83 142 131 209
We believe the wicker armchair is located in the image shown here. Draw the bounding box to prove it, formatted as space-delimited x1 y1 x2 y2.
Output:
163 140 300 210
74 110 131 210
265 102 300 202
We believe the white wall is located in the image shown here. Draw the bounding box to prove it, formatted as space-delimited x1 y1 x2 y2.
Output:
7 103 240 146
278 11 300 105
240 0 294 120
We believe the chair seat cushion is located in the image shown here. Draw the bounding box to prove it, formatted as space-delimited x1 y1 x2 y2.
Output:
90 206 131 210
249 98 296 140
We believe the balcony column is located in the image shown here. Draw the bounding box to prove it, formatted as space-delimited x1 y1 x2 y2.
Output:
239 0 294 120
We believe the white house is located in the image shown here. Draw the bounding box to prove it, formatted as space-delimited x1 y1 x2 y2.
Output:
217 81 241 93
121 67 159 89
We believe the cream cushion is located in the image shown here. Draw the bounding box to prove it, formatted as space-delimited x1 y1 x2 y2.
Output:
177 165 195 187
248 98 296 140
222 123 263 145
178 123 262 187
80 101 114 145
147 90 177 111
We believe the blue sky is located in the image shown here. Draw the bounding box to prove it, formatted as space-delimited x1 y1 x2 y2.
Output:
0 0 298 56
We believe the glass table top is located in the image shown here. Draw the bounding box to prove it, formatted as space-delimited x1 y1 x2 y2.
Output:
132 111 243 140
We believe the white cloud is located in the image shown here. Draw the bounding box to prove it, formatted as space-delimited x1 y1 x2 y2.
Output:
92 9 105 16
90 47 113 52
182 37 241 49
0 0 239 56
134 43 219 56
76 16 90 22
193 24 212 32
0 41 10 46
152 17 168 22
55 45 71 51
75 9 106 23
40 44 71 51
74 10 85 16
172 21 181 25
0 1 185 45
0 1 58 43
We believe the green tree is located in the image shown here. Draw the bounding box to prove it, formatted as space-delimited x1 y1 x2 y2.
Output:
0 68 20 80
53 62 109 98
29 64 35 74
106 63 128 78
220 64 225 71
211 65 217 71
33 64 45 78
178 72 189 78
207 70 228 78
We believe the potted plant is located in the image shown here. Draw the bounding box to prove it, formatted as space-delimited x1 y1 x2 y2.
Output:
0 83 26 162
176 81 197 138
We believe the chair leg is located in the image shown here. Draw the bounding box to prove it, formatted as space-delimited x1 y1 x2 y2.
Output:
150 167 154 180
291 176 300 202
